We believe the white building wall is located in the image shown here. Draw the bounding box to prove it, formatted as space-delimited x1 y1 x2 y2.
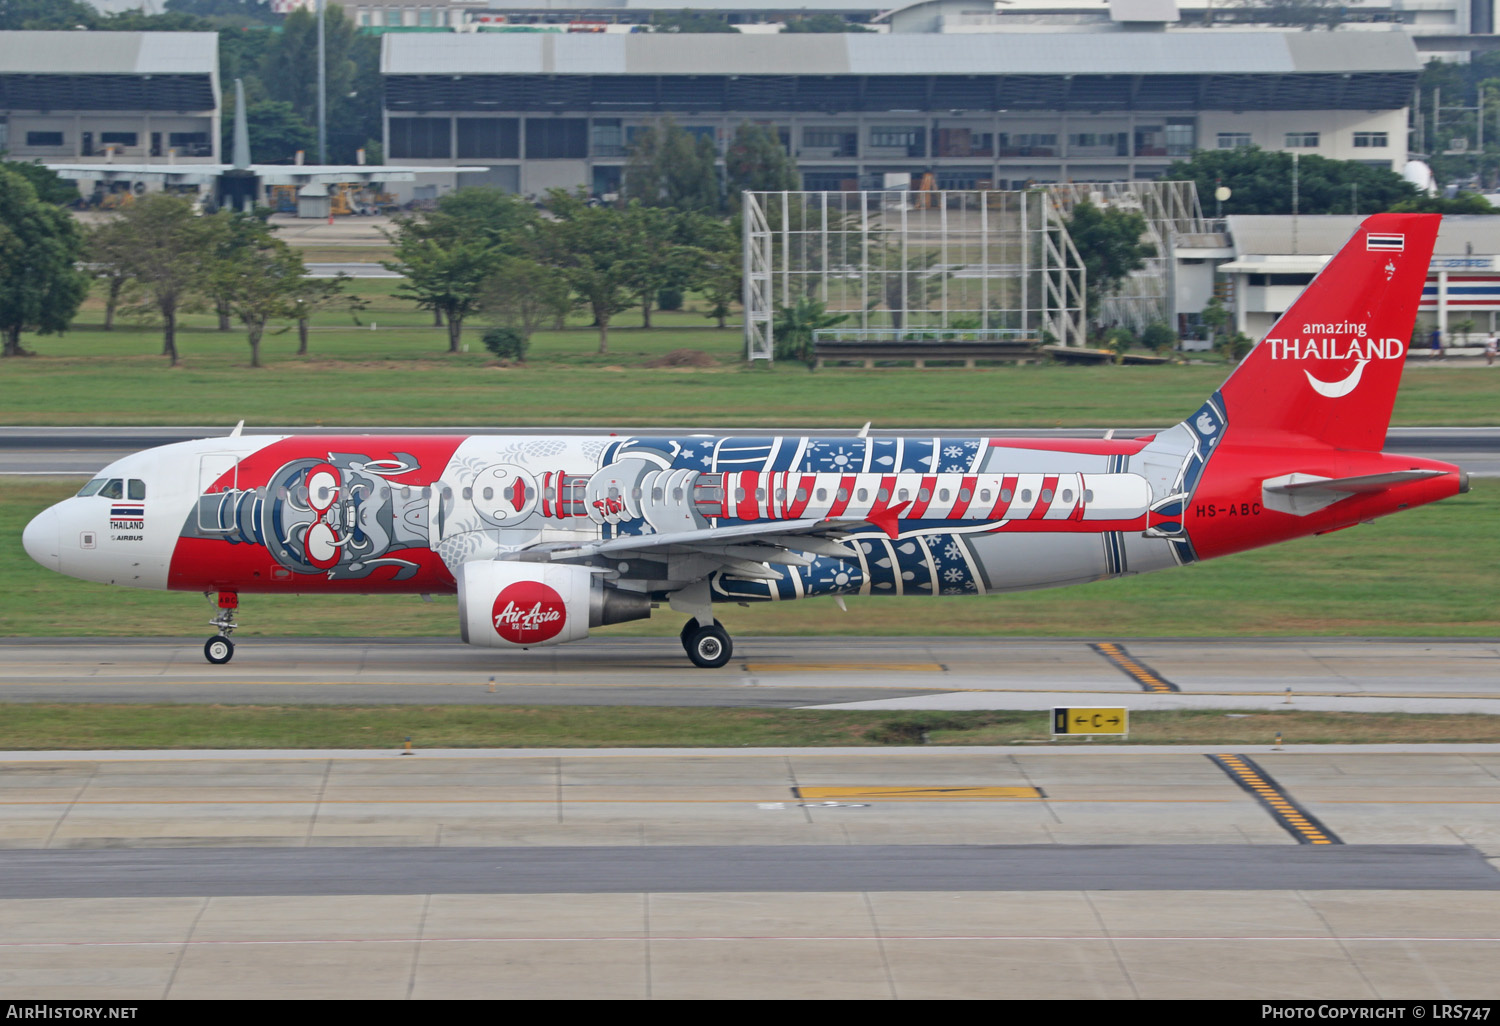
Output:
1197 109 1408 170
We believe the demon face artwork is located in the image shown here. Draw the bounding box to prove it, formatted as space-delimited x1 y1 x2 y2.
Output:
186 451 437 582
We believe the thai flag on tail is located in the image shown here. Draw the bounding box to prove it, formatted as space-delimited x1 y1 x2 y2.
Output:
1366 233 1405 252
110 504 145 522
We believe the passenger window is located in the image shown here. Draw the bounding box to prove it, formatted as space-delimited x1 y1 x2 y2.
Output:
795 488 808 503
672 488 684 501
836 488 848 502
462 487 473 501
897 489 909 501
816 488 827 502
938 489 950 502
876 488 889 501
652 488 663 502
128 479 146 500
959 488 971 502
1084 490 1094 503
99 479 124 499
76 479 106 497
979 489 990 503
1061 489 1074 503
1041 488 1054 503
856 488 868 502
1021 489 1032 502
1001 489 1013 502
918 488 931 501
482 487 493 501
734 488 746 501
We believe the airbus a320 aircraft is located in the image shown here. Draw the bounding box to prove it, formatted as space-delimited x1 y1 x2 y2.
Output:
22 213 1467 668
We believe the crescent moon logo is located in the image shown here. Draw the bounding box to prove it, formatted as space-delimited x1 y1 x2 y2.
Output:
1304 359 1369 399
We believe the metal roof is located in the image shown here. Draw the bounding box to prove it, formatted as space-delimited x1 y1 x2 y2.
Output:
1109 0 1179 22
0 31 217 76
1227 215 1500 260
0 31 218 112
383 30 1419 113
385 29 1416 77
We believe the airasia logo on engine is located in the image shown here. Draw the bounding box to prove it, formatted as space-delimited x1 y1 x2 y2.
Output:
491 582 566 643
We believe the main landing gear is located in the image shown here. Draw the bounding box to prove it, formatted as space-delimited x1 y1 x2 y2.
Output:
680 618 733 669
204 590 238 665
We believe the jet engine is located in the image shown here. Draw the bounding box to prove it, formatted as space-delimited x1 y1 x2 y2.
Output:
456 561 650 649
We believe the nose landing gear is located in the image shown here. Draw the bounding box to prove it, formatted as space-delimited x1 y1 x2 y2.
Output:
680 618 732 669
204 590 238 665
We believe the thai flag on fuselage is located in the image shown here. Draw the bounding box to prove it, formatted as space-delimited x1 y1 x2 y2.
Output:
110 503 145 521
1366 233 1405 252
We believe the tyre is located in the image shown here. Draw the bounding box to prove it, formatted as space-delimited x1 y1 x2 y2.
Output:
204 636 235 665
684 624 732 669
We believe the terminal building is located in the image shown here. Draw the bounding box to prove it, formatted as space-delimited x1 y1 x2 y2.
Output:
0 31 220 169
380 27 1420 199
1216 215 1500 342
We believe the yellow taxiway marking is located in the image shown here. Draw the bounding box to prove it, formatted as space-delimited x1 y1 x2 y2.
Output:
794 786 1041 801
1091 642 1178 693
1212 753 1340 845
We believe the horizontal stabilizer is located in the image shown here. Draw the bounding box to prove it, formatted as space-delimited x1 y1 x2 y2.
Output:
1262 469 1445 516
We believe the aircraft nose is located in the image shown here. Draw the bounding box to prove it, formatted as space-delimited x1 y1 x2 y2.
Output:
22 506 60 572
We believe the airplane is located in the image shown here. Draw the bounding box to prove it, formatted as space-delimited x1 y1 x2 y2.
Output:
42 80 484 211
21 212 1467 668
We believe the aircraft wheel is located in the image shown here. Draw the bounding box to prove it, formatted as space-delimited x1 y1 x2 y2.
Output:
204 636 235 665
680 618 724 654
684 623 732 669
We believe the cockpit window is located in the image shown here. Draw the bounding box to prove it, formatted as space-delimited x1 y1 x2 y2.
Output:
76 479 106 497
128 479 146 501
98 479 124 499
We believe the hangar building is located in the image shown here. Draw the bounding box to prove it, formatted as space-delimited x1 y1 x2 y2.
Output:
0 31 220 171
379 28 1420 200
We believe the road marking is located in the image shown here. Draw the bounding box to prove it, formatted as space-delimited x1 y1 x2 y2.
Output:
793 786 1042 801
1091 642 1179 693
1209 753 1341 845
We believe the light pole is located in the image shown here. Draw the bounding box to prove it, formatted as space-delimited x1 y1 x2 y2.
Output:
317 0 327 165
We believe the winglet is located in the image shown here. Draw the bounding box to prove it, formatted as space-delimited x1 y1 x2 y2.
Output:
229 420 244 438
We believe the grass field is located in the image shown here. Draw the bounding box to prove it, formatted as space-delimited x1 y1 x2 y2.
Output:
5 279 1499 426
0 704 1495 750
5 476 1496 639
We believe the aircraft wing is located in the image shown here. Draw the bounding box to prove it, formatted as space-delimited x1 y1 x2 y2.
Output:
530 519 864 582
250 164 490 184
44 163 488 185
45 163 227 184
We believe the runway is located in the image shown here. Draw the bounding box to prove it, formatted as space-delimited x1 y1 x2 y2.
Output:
3 425 1498 476
2 636 1497 713
0 746 1498 998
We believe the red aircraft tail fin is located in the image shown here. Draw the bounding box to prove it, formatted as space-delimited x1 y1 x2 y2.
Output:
1216 213 1440 452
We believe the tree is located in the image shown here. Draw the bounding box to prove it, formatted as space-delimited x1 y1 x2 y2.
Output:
206 220 306 367
543 191 638 354
0 166 88 357
619 204 703 328
1062 201 1155 319
112 193 213 366
1 159 79 206
481 256 572 345
773 296 846 366
1225 0 1346 28
287 273 351 356
624 119 721 213
384 187 541 350
224 98 315 165
781 14 870 32
1389 193 1496 214
725 123 800 199
1164 147 1416 215
85 217 137 332
0 0 97 30
260 4 361 162
691 217 742 329
649 10 736 32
